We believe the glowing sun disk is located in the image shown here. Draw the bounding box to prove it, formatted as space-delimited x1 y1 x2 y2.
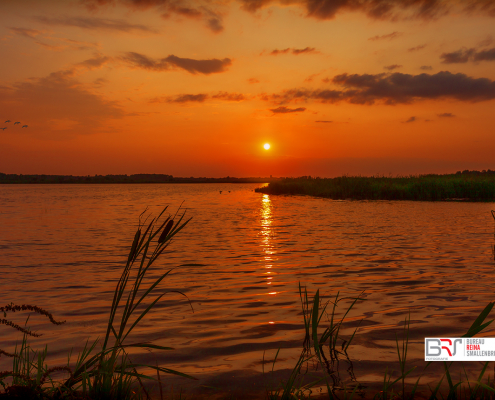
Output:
264 143 270 150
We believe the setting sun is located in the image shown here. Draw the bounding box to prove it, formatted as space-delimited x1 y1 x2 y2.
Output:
263 143 271 150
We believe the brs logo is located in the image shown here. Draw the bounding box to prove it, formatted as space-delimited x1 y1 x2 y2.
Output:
426 339 462 356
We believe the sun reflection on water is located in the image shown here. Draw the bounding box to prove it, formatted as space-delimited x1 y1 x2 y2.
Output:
259 194 278 294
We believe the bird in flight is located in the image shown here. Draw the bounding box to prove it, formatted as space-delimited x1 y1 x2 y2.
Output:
22 125 28 128
14 122 20 125
5 120 10 123
0 127 6 131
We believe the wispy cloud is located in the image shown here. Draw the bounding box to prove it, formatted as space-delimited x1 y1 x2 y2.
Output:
438 112 455 117
9 27 46 39
420 65 433 70
75 54 111 70
441 46 495 63
82 0 495 25
368 31 403 41
270 106 306 113
34 16 156 33
151 92 246 103
408 44 427 52
384 64 402 70
404 116 416 123
122 52 232 74
270 47 318 55
167 94 209 103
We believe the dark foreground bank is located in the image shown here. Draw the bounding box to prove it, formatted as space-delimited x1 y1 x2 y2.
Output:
255 172 495 201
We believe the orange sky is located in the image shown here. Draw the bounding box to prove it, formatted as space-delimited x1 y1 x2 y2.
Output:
1 0 495 177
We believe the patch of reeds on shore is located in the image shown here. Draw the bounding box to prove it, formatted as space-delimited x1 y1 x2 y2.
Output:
255 173 495 201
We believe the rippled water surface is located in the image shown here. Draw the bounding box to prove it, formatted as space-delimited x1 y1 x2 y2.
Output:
1 184 495 398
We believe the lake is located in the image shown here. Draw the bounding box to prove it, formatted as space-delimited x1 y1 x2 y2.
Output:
1 183 495 398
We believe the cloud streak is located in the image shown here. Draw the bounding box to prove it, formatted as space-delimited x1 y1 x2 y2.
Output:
270 106 306 113
264 71 495 105
81 0 495 27
122 52 232 74
368 31 402 41
9 27 46 39
34 16 156 33
269 47 318 55
441 47 495 63
151 92 246 103
384 64 402 70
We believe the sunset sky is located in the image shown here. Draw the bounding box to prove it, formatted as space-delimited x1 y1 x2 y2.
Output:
1 0 495 177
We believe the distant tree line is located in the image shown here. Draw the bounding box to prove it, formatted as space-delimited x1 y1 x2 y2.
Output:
0 173 278 184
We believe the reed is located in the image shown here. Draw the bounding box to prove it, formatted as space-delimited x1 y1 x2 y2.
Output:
264 286 495 400
0 206 194 399
256 174 495 201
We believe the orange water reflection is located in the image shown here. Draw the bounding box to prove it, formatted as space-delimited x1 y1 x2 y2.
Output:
259 194 278 294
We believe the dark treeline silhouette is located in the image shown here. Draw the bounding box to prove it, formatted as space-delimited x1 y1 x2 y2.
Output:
0 173 278 184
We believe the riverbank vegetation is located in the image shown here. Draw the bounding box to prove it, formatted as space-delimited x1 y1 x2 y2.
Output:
2 208 495 399
255 171 495 201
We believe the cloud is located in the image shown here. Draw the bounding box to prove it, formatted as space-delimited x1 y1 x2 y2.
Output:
270 47 317 55
80 0 224 32
293 0 450 20
151 92 246 103
368 31 402 41
168 94 209 103
0 70 125 135
9 27 46 39
404 116 416 123
34 16 156 33
315 120 332 123
81 0 495 26
9 26 97 52
166 5 203 18
408 44 426 52
212 92 246 101
76 54 111 69
441 46 495 63
270 106 306 113
384 64 402 70
264 71 495 105
270 48 290 55
292 47 318 55
248 78 260 84
441 48 476 63
473 47 495 61
121 52 232 74
437 112 455 117
420 65 433 70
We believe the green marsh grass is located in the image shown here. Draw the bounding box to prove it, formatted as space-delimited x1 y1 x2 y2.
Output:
256 174 495 201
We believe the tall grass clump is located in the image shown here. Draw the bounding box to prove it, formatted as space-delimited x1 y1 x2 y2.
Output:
256 174 495 201
0 206 194 399
264 284 365 400
265 285 495 400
